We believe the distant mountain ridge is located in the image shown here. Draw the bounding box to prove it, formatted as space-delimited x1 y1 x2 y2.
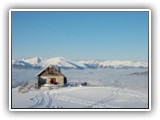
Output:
12 57 148 69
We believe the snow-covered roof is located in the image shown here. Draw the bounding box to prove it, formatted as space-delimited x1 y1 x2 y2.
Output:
35 64 66 78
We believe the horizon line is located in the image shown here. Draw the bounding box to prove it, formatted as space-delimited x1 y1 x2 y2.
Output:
12 56 148 62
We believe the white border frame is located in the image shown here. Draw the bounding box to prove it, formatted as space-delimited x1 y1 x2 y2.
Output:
9 9 151 111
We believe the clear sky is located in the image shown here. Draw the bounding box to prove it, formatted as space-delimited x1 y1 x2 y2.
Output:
12 11 149 61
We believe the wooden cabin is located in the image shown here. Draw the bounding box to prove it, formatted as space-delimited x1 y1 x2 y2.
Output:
35 65 67 88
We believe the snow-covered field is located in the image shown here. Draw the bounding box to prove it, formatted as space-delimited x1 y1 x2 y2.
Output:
11 67 148 109
12 86 148 108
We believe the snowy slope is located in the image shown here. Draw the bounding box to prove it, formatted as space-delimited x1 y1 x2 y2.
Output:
12 60 33 69
77 60 148 68
12 57 148 69
12 59 149 109
12 86 148 108
23 57 45 65
41 57 86 69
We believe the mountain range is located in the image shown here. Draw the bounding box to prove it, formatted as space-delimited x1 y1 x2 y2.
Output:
12 57 148 69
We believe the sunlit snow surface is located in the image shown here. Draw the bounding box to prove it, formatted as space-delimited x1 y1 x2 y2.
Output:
12 68 148 109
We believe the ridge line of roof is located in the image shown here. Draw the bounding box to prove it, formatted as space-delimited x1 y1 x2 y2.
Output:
35 64 65 77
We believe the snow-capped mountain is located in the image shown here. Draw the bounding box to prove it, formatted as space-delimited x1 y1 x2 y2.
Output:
12 60 33 69
77 60 148 68
23 57 45 65
12 57 148 69
12 57 45 69
41 57 85 69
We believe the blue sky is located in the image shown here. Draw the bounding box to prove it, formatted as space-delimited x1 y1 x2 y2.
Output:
12 11 148 61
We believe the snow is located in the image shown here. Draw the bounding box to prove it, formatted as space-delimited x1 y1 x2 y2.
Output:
12 60 32 67
77 60 148 68
41 57 85 69
11 67 148 109
12 86 148 108
23 57 45 65
12 57 148 69
12 68 148 89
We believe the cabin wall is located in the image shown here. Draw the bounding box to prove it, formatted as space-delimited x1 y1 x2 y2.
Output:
40 75 64 86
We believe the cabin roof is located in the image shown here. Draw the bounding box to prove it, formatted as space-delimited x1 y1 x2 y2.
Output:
35 64 66 78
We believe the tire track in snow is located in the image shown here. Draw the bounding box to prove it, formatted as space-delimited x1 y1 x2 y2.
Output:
84 88 119 108
29 87 148 108
111 87 148 105
84 94 115 108
130 89 148 107
54 93 93 107
53 88 119 108
135 89 148 103
119 88 148 107
45 92 53 108
29 95 40 108
30 92 45 108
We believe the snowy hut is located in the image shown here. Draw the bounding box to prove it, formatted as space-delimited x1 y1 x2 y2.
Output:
35 65 67 88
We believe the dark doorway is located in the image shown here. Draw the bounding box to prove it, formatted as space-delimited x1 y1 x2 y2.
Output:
49 78 58 85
